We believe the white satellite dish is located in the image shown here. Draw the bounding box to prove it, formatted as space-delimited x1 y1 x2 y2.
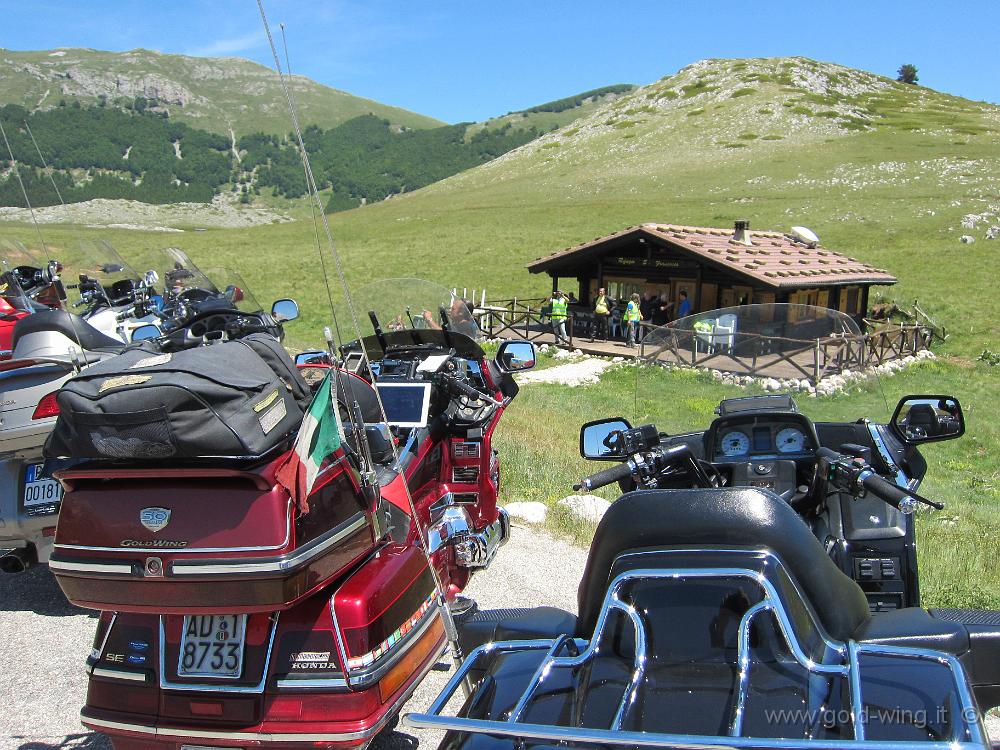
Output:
790 226 820 247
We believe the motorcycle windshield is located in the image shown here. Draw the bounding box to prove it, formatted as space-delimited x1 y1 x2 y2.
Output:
132 246 219 300
0 240 46 311
346 278 483 358
59 240 140 309
202 267 262 313
638 304 865 425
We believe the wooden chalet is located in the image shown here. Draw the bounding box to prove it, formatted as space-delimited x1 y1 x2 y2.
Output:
526 221 897 319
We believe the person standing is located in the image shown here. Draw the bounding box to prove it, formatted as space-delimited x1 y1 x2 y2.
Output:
548 290 569 345
677 290 692 319
592 287 611 342
625 293 641 347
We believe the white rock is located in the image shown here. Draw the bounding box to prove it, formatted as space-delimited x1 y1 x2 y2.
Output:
711 369 724 380
763 377 780 391
960 235 976 244
516 358 614 387
559 494 611 523
503 501 548 525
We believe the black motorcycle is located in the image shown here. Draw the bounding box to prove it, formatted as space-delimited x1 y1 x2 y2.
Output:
405 305 999 750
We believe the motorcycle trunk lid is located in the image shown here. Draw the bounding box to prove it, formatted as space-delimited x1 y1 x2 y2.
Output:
50 456 377 613
80 543 446 750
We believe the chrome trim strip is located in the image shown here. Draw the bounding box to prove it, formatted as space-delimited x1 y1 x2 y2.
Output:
158 612 279 693
55 501 294 554
275 677 347 689
89 612 117 663
50 559 133 574
83 714 375 743
171 513 367 575
92 667 147 682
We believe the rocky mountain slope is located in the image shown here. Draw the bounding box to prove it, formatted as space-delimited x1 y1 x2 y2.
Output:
0 47 443 136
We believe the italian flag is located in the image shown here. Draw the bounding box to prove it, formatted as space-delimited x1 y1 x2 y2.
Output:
276 370 344 512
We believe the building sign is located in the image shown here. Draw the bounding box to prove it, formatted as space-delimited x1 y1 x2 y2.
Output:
612 256 689 270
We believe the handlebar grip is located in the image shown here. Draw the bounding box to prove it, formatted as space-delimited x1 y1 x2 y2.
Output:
861 473 913 511
575 461 634 492
447 377 483 400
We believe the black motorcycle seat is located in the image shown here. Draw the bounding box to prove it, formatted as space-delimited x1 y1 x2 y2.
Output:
12 308 125 353
855 607 970 654
457 606 578 655
576 488 871 643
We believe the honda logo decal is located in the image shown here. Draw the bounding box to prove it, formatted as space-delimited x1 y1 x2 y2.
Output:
139 507 171 533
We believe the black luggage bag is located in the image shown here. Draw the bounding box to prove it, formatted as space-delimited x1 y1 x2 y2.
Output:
46 334 310 460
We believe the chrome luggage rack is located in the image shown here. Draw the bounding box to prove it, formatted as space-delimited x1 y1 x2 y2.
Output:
404 566 987 749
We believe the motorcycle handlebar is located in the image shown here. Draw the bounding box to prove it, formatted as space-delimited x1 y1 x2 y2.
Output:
860 472 915 512
574 461 633 492
444 375 502 407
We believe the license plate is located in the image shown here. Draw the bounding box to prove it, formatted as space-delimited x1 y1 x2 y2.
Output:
23 463 62 508
177 614 247 679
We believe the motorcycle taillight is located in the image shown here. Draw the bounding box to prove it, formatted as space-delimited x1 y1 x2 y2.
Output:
32 391 60 420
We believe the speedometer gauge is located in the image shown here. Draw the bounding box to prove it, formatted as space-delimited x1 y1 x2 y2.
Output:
720 430 750 457
776 427 806 453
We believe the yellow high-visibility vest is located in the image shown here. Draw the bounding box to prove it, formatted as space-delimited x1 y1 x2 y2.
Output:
550 297 568 321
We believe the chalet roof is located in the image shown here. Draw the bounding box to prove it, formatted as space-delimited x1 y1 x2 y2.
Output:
526 223 897 289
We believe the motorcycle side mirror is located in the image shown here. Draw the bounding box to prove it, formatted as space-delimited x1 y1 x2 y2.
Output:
295 350 331 366
131 324 161 342
272 298 299 322
580 417 633 460
143 269 159 287
44 259 61 283
890 395 965 444
495 340 536 372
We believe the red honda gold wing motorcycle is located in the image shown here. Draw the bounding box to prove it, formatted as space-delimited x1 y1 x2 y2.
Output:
48 279 535 750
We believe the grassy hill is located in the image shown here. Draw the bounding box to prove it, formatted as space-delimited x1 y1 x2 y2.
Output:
1 56 996 606
0 47 443 136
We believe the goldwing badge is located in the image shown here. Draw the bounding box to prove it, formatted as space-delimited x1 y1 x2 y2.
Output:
139 507 171 533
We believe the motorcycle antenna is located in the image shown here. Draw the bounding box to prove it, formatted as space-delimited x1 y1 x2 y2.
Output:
367 309 388 353
438 304 456 349
257 0 470 678
0 121 50 258
23 120 67 210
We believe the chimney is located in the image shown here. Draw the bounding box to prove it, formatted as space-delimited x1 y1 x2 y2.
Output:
732 219 753 246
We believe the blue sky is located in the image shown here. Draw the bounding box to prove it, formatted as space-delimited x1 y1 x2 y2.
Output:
2 1 997 123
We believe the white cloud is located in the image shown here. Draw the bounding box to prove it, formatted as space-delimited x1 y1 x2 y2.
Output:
184 31 263 58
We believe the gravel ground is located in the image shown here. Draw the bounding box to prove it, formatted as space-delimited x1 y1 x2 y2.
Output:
2 526 997 750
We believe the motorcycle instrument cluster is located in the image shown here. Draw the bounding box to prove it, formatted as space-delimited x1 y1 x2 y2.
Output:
711 418 815 461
